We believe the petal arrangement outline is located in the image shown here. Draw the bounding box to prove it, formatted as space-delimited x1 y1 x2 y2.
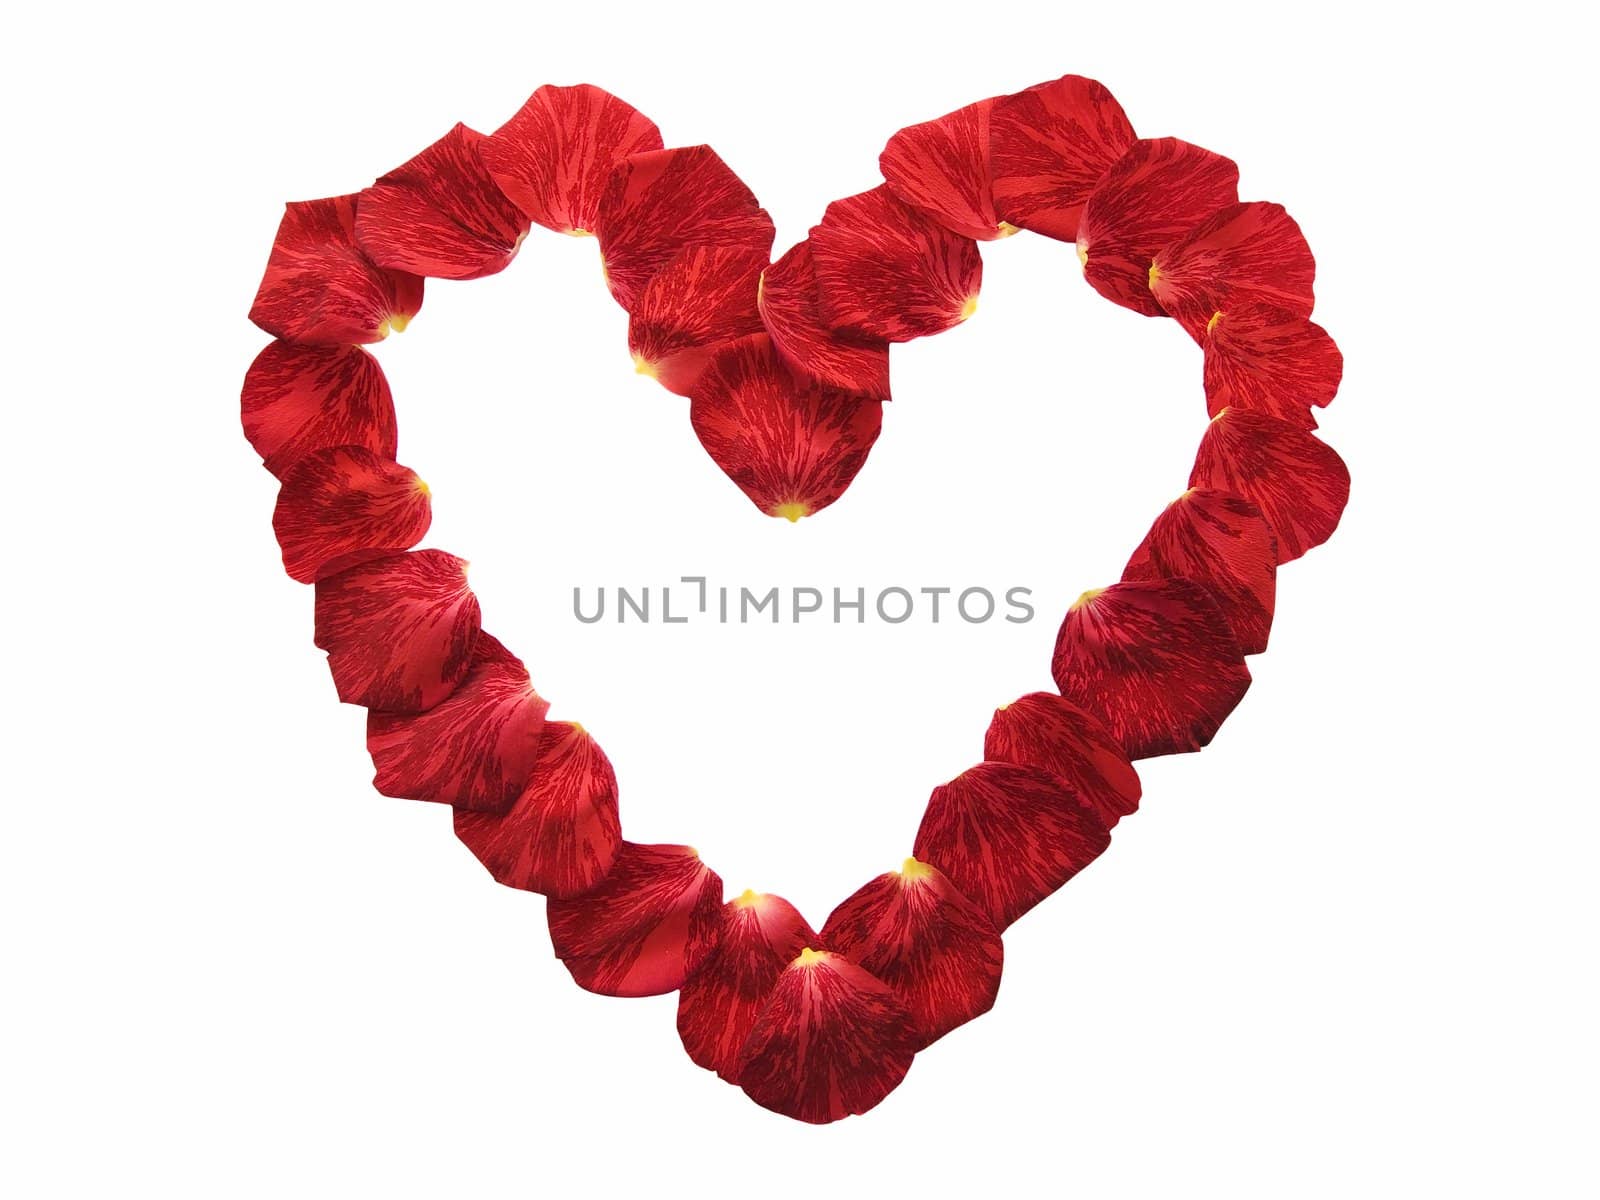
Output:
244 77 1347 1123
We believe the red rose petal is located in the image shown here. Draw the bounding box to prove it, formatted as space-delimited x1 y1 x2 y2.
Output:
688 334 883 521
354 124 530 281
627 244 768 396
595 145 774 311
1204 305 1343 429
735 949 918 1124
983 692 1142 828
1050 579 1251 759
758 240 891 401
810 185 983 342
1151 202 1316 339
547 843 724 997
677 891 818 1082
913 762 1110 931
454 721 621 899
879 98 1002 241
990 74 1137 243
1123 488 1279 655
313 550 480 712
1076 138 1239 316
241 341 396 479
366 633 548 813
271 446 432 584
1190 408 1351 562
820 860 1003 1048
482 83 664 235
248 195 423 346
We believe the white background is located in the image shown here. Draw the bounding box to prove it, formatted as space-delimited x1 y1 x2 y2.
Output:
4 2 1595 1196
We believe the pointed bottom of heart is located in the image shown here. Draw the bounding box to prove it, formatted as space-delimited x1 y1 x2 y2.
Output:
733 950 920 1124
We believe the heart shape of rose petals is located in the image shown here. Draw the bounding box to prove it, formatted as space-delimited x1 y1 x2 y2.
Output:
243 76 1348 1123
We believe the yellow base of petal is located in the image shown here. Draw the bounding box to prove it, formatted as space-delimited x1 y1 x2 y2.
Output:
899 856 937 883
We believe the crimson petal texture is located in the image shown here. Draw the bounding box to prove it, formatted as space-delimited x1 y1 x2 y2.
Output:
820 860 1002 1049
366 633 548 813
983 692 1142 828
595 145 775 310
1190 412 1350 566
628 244 767 396
1190 408 1350 562
249 195 423 346
482 83 664 235
811 185 982 342
241 341 396 479
990 74 1137 243
913 762 1110 931
1076 138 1239 316
758 240 891 401
355 124 529 281
547 843 724 997
1123 488 1279 655
689 335 883 521
1151 202 1316 339
735 950 918 1124
677 892 819 1082
1204 305 1343 429
880 98 1002 240
454 721 621 899
313 550 480 712
1051 580 1251 759
271 446 431 584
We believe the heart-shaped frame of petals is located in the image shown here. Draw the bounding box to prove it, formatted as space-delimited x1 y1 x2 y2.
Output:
243 76 1348 1124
